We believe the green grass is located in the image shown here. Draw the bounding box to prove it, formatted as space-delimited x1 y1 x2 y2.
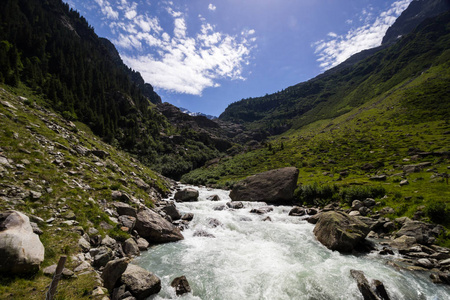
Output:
0 84 170 298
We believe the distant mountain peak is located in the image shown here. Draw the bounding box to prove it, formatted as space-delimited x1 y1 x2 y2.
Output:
179 107 217 120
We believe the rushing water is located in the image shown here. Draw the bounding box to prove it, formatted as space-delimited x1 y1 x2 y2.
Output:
134 186 450 300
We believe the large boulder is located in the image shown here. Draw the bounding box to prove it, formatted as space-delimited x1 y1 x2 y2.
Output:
174 188 199 202
102 258 129 291
229 167 299 203
135 209 184 243
0 211 45 274
121 264 161 300
313 211 370 253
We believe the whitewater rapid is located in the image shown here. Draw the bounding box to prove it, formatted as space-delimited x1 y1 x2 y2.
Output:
134 185 450 300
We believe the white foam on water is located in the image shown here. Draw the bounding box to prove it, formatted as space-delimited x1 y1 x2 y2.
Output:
134 185 450 300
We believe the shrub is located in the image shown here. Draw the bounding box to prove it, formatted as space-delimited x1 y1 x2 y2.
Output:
340 185 386 206
295 183 339 206
425 201 449 224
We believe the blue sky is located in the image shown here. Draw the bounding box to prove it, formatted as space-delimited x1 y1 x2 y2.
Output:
65 0 412 116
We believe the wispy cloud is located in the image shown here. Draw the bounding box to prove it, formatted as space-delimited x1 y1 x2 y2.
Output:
208 4 217 11
313 0 412 70
90 1 256 95
94 0 119 20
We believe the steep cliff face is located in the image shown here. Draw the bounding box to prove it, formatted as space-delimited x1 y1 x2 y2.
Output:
382 0 450 45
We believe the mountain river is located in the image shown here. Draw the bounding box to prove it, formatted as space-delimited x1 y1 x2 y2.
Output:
134 185 450 300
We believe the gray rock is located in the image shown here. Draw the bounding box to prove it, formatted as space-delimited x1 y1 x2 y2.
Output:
289 206 306 216
416 258 434 269
30 222 43 235
74 261 91 272
226 201 244 209
369 175 387 181
352 200 364 211
0 211 45 274
123 238 140 257
350 270 381 300
207 194 220 201
206 218 222 228
134 177 150 191
363 198 376 207
379 207 395 216
372 279 391 300
160 202 181 221
78 237 91 252
181 213 194 221
119 215 136 231
171 276 191 296
93 246 114 268
135 209 184 243
101 235 117 248
43 264 74 278
395 221 437 245
250 206 274 215
403 162 432 174
114 202 137 218
213 205 227 211
102 258 129 291
313 211 370 253
193 230 215 238
230 167 299 203
399 179 409 186
121 264 161 300
29 190 42 200
174 188 199 202
136 238 149 251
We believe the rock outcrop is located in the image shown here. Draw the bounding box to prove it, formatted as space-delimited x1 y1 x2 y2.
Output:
313 211 370 253
230 167 299 203
135 209 184 243
0 211 45 274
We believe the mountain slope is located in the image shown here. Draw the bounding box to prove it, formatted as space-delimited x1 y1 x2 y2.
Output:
0 0 235 179
219 2 450 137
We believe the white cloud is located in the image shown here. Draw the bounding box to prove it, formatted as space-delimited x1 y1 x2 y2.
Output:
208 4 217 11
94 0 119 20
313 0 412 70
100 1 256 95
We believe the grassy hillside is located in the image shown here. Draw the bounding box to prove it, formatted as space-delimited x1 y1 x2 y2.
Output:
0 84 170 299
182 61 450 243
219 12 450 136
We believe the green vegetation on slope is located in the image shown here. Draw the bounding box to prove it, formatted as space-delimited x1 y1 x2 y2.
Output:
182 62 450 243
0 85 169 299
0 0 228 179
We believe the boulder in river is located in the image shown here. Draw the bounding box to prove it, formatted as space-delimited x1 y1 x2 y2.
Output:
174 188 199 202
135 209 184 243
313 211 370 253
171 276 191 296
0 211 45 274
229 167 299 203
